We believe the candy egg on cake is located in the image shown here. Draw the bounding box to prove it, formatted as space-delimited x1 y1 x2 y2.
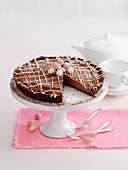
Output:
52 62 61 69
48 67 56 74
57 59 64 66
63 62 70 69
60 67 66 73
67 66 74 74
56 69 63 76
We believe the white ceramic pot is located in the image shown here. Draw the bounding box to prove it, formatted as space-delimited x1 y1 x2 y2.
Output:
72 33 128 65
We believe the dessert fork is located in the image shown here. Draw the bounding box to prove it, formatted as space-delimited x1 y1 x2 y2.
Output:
76 108 102 129
81 120 114 142
67 120 112 140
67 128 114 140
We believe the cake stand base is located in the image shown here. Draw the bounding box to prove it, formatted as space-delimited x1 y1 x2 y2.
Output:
40 111 76 138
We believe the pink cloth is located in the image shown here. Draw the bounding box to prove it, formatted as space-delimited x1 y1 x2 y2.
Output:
13 108 128 149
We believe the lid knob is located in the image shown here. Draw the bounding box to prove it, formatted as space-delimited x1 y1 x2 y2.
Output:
105 33 110 41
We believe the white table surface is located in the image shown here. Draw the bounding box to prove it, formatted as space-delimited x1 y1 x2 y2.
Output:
1 17 128 170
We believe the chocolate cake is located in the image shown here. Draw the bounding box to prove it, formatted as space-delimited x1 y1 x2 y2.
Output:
13 56 105 103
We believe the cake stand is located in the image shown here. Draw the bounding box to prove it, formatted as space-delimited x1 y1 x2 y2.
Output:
10 78 108 138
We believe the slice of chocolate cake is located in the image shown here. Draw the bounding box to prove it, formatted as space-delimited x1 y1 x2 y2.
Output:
13 56 105 103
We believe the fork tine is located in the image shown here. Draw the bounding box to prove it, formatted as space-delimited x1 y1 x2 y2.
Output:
87 136 93 142
81 134 94 142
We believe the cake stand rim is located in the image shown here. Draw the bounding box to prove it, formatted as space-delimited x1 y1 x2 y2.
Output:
10 78 108 111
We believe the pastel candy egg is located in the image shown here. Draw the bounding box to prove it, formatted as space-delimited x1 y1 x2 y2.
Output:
60 67 66 73
63 62 70 69
48 67 56 74
27 120 35 126
57 59 64 66
52 62 61 69
29 123 37 132
35 113 42 120
67 66 74 74
56 69 63 76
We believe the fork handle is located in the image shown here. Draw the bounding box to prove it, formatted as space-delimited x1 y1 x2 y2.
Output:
96 120 112 133
77 108 102 129
86 108 102 121
96 128 114 133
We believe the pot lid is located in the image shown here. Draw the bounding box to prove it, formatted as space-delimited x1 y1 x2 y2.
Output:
84 33 128 51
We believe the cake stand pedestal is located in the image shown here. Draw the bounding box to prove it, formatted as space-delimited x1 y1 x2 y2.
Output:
40 111 76 138
10 79 108 138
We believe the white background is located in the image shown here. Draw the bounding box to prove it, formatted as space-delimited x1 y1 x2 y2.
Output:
1 0 128 170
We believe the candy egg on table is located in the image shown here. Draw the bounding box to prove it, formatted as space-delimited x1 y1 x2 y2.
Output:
52 62 61 69
57 59 64 66
67 66 74 74
29 123 37 132
35 113 42 120
48 67 56 74
56 69 63 76
63 62 70 69
27 120 35 126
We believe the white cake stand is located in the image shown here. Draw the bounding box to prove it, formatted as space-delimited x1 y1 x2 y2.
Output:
10 79 108 138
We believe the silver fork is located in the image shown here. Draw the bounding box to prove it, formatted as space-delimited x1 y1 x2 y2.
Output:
67 120 112 140
82 120 113 142
67 128 114 140
76 108 102 129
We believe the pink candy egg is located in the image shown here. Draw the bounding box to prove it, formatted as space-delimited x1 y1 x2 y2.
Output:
52 62 61 69
57 59 64 66
63 62 70 69
60 67 66 72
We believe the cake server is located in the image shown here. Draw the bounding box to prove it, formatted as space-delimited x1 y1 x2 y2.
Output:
76 108 102 129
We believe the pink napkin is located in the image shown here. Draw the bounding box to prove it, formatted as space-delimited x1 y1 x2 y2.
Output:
13 108 128 149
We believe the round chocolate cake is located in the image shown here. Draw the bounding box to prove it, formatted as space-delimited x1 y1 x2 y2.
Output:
13 56 105 103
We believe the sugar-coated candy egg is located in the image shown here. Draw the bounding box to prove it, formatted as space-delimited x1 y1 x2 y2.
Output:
48 67 56 74
67 66 74 74
57 59 64 66
52 62 61 69
29 123 37 132
63 62 70 69
35 113 42 120
56 69 63 76
27 120 35 126
60 67 66 72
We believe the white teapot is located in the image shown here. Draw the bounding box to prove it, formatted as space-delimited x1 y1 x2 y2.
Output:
72 33 128 65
